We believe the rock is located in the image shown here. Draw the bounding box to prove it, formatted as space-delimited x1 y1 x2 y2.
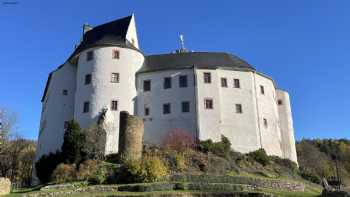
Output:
0 177 11 196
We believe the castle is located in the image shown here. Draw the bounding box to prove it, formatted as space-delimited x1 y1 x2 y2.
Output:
35 15 298 163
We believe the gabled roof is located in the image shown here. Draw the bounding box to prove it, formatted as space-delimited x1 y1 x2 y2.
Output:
138 52 255 74
68 15 139 61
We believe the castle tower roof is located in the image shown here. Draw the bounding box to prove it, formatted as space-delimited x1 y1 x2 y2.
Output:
139 52 255 74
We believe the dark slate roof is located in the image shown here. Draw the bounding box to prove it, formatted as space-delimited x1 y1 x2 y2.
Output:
138 52 255 73
68 15 139 61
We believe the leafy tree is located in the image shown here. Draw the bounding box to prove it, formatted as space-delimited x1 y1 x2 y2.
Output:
61 120 84 164
81 125 106 161
35 151 62 183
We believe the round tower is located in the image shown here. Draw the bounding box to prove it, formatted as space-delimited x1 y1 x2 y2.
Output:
72 15 144 154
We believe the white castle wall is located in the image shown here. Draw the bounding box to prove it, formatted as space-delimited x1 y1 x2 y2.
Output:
216 70 261 153
36 62 76 159
277 90 298 163
253 73 283 157
136 69 197 145
74 46 144 154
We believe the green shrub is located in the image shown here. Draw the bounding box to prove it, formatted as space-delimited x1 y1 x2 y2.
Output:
175 154 186 172
198 135 232 158
247 149 270 166
51 163 77 183
61 120 84 164
88 164 107 184
35 151 62 183
117 156 168 183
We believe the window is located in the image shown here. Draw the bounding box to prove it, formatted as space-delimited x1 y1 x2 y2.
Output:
86 51 94 61
278 99 283 105
85 74 92 85
83 102 90 113
62 89 68 95
111 73 119 83
111 100 118 111
112 49 120 59
234 79 240 88
263 118 268 128
204 72 211 83
235 104 243 114
221 78 228 87
182 101 190 113
260 85 265 95
143 80 151 92
144 107 150 116
164 77 172 89
163 103 171 114
204 99 213 109
179 75 188 87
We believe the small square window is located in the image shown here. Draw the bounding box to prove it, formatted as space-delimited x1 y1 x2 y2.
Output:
164 77 172 89
260 85 265 95
143 80 151 92
62 89 68 95
86 51 94 61
85 74 92 85
179 75 188 87
234 79 240 88
235 104 243 114
144 107 150 116
204 72 211 83
112 49 120 59
111 100 118 111
83 102 90 113
182 101 190 113
204 99 213 109
278 100 283 105
163 103 171 114
111 73 119 83
263 118 268 128
221 78 228 87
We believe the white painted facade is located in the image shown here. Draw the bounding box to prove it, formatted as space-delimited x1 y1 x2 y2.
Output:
36 15 298 165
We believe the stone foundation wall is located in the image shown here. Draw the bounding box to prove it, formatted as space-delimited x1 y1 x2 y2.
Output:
118 111 144 160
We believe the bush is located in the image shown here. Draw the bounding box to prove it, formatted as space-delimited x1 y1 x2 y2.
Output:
198 135 232 158
35 151 62 183
175 154 186 172
51 163 77 183
117 156 168 183
247 149 270 166
76 160 99 181
162 129 195 152
88 165 107 184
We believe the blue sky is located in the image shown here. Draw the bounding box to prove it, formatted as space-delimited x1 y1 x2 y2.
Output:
0 0 349 140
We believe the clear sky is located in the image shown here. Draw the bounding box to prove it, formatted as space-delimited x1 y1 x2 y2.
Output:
0 0 349 140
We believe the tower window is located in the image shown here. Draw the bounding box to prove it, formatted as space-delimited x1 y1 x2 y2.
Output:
85 74 92 85
112 49 120 59
144 107 150 116
235 104 243 114
62 89 68 95
179 75 188 87
111 73 119 83
83 102 90 113
234 79 240 88
204 72 211 83
182 101 190 113
221 78 228 87
163 103 171 114
278 99 283 105
86 51 94 61
260 85 265 95
143 80 151 92
164 77 172 89
263 118 268 128
204 98 213 109
111 100 118 111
